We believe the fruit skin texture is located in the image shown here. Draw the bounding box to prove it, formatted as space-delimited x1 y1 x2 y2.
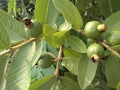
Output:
87 43 105 59
38 52 55 69
106 30 120 46
84 21 101 39
25 20 42 38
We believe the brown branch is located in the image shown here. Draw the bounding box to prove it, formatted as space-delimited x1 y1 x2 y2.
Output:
0 38 36 57
52 46 63 90
99 41 120 58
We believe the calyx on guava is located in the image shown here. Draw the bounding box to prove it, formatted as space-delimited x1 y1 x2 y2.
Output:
24 18 42 38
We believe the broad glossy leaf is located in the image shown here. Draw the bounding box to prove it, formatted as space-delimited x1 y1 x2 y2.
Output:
0 25 10 49
68 35 87 53
6 42 36 90
63 48 81 58
53 30 70 46
105 55 120 88
102 11 120 38
62 57 80 75
58 77 81 90
53 0 83 30
43 24 60 48
0 55 8 90
32 40 42 66
29 75 54 90
78 54 98 90
35 0 58 26
0 9 26 44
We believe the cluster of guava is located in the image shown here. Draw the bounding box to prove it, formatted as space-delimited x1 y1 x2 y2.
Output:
84 21 120 62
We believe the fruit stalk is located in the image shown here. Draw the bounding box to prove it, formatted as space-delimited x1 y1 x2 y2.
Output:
99 41 120 58
52 45 63 90
0 38 36 57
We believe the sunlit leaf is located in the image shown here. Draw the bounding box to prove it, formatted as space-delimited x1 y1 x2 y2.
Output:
43 24 60 48
53 30 70 46
117 82 120 90
8 0 16 16
0 9 26 44
6 42 36 90
53 0 83 30
35 0 58 26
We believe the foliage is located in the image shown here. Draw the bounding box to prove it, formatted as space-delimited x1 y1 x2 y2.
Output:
0 0 120 90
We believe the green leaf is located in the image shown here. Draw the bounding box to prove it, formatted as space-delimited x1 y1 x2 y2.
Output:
63 48 81 58
58 21 72 31
6 42 36 90
117 82 120 90
0 9 26 44
0 25 10 49
78 54 98 90
53 0 83 30
8 0 16 16
105 55 120 88
43 24 56 36
58 77 81 90
29 75 54 90
62 57 80 75
43 24 60 48
102 11 120 38
0 55 8 90
111 45 120 51
53 30 70 46
35 0 58 26
68 35 87 53
32 40 42 66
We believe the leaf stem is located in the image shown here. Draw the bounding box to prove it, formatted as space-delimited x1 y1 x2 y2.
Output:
0 38 36 57
99 41 120 58
52 45 63 90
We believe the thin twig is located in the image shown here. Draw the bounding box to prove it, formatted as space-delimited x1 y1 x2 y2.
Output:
99 41 120 58
0 38 36 57
52 46 63 90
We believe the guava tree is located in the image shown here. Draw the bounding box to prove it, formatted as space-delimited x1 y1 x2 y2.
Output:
0 0 120 90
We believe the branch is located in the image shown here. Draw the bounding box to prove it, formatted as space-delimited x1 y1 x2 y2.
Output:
0 38 36 57
99 41 120 58
52 45 63 90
